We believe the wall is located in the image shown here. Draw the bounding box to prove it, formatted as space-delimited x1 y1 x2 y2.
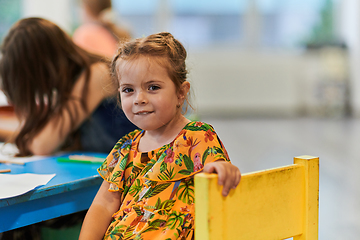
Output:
188 47 349 118
15 0 353 119
22 0 73 33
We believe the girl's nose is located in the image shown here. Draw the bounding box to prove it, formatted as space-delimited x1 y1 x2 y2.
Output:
134 91 148 105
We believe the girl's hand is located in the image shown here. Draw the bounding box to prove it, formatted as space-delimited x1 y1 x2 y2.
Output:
203 160 241 197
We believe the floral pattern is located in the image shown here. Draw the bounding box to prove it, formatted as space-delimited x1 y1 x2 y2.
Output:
98 121 230 240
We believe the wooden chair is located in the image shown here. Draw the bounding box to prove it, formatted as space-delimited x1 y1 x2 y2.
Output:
195 155 319 240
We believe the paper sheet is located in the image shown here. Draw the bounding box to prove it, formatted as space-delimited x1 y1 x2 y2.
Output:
0 143 50 164
0 173 56 199
0 91 7 106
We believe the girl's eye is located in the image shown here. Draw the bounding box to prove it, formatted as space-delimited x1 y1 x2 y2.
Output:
122 87 133 93
148 85 160 91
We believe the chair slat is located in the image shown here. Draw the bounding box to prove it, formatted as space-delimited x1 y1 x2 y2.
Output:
195 156 319 240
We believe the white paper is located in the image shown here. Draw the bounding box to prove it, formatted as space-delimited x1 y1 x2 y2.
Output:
0 143 51 163
0 173 56 199
0 91 7 106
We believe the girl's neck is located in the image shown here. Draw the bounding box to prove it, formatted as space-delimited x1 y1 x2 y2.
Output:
138 115 190 152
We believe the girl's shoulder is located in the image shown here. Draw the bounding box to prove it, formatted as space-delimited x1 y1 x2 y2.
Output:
98 128 141 178
173 121 227 159
112 129 142 151
88 62 112 87
177 121 217 137
73 61 113 98
170 121 219 146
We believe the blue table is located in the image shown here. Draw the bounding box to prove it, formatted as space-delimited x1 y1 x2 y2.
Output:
0 152 107 233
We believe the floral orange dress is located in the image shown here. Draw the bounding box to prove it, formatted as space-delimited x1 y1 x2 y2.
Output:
98 121 231 240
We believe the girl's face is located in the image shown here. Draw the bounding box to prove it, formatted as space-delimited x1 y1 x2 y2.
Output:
118 56 186 132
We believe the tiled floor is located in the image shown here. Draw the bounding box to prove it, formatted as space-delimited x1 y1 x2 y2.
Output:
202 116 360 240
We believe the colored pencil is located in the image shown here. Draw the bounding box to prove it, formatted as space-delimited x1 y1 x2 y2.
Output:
57 155 104 164
0 160 25 165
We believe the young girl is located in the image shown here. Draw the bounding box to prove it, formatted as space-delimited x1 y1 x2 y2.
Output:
79 32 241 240
0 17 136 156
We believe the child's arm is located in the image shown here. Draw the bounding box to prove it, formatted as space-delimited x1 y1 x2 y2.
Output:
79 180 121 240
28 63 116 155
203 160 241 197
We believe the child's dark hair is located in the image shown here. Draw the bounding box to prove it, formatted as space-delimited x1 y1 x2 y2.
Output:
0 17 104 156
111 32 190 107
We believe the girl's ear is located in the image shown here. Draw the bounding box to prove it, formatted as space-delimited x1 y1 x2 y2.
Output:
178 81 190 102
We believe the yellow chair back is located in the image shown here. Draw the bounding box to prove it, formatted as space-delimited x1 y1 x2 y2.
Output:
195 155 319 240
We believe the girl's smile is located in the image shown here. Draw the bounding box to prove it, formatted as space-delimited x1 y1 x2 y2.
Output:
134 111 154 115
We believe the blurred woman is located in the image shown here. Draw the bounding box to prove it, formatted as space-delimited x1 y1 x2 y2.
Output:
0 17 136 156
73 0 131 58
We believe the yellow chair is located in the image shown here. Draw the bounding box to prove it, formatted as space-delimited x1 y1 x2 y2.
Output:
195 155 319 240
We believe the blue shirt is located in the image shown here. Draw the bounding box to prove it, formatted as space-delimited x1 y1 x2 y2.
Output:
79 97 137 153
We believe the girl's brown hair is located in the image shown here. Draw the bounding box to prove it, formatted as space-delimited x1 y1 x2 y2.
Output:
111 32 190 108
0 17 104 156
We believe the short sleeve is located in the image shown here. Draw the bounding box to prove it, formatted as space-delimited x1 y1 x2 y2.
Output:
98 129 141 191
143 121 230 181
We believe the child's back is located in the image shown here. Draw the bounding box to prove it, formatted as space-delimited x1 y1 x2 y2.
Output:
0 17 136 156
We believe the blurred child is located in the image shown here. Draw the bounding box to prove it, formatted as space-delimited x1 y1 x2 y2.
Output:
79 32 241 240
73 0 131 58
0 17 136 156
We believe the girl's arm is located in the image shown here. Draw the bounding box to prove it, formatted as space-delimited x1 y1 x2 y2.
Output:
203 160 241 197
28 62 116 155
79 180 121 240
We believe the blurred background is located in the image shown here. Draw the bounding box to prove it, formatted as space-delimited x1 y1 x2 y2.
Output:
1 0 357 118
1 0 359 239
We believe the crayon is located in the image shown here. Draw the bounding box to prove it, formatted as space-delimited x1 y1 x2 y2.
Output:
57 155 104 164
